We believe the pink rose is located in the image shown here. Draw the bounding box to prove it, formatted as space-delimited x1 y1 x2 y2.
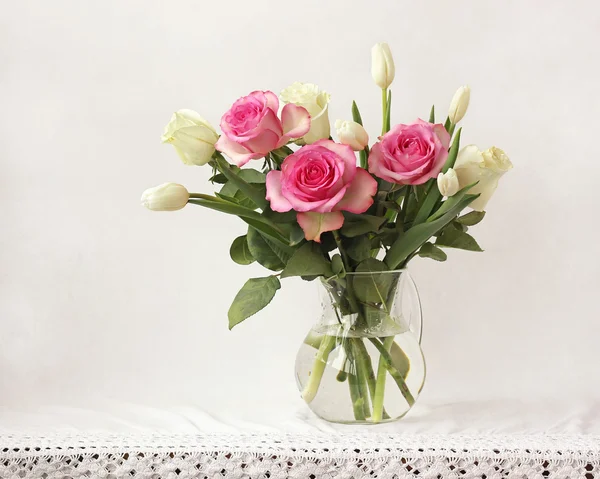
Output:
215 90 310 167
266 140 377 242
368 119 451 185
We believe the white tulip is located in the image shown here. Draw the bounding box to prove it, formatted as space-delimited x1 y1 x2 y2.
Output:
334 119 369 151
371 42 395 90
280 82 331 144
448 86 471 124
141 183 189 211
161 109 219 166
454 145 513 211
437 168 460 197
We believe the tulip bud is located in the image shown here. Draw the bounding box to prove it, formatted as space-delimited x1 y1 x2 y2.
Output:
334 119 369 151
437 168 460 197
162 109 219 166
141 183 189 211
448 86 470 124
371 42 395 90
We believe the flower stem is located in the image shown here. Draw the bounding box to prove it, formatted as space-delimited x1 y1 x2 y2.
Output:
301 335 336 403
370 337 415 408
371 336 393 422
381 88 388 136
353 338 390 421
351 340 372 419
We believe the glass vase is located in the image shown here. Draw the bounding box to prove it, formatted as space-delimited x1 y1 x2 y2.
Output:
295 269 425 424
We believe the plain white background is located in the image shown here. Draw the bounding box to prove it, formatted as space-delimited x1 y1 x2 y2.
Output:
1 0 599 424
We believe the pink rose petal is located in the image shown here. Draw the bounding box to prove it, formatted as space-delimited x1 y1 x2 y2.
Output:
265 171 293 213
297 211 344 243
279 104 311 142
334 168 377 213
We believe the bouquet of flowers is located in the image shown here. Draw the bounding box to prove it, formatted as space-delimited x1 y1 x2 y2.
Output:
142 42 512 423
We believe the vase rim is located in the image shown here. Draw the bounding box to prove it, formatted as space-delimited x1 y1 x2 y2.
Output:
324 268 409 278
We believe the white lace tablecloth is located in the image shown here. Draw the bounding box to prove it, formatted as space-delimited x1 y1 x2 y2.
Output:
1 400 600 478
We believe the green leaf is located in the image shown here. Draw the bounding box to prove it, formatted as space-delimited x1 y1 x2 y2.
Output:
230 235 255 265
280 242 333 279
352 258 394 304
331 253 345 278
228 276 281 329
214 155 268 210
262 208 297 223
384 193 479 269
428 105 435 123
427 182 477 222
187 195 287 244
241 218 290 245
347 236 372 263
209 173 228 184
238 169 266 184
390 341 411 379
444 116 452 132
436 227 483 252
341 213 386 237
217 183 267 210
247 226 294 271
457 210 486 226
418 242 447 261
442 127 462 173
352 100 363 126
411 128 462 226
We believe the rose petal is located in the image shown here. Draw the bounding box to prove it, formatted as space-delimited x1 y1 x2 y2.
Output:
263 91 280 113
334 168 377 213
280 104 311 140
297 211 344 243
312 139 357 184
265 171 293 213
242 128 280 156
215 135 259 167
433 123 451 150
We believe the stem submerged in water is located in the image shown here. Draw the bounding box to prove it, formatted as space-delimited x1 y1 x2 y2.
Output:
371 336 394 422
369 337 415 407
301 335 336 403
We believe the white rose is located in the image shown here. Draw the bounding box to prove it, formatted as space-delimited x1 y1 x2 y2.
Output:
448 85 470 124
454 145 513 211
141 183 189 211
161 109 219 166
334 119 369 151
280 82 331 144
437 168 460 197
371 42 395 90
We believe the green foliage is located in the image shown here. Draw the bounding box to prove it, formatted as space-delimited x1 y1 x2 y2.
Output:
352 258 394 304
281 242 333 279
384 193 479 269
436 227 483 252
246 226 294 271
341 213 386 237
331 254 345 278
456 210 486 226
230 235 254 265
213 155 268 210
209 173 227 184
429 105 435 123
418 242 447 261
228 276 281 329
352 100 363 126
412 128 462 226
187 195 289 244
346 236 372 263
427 181 477 222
